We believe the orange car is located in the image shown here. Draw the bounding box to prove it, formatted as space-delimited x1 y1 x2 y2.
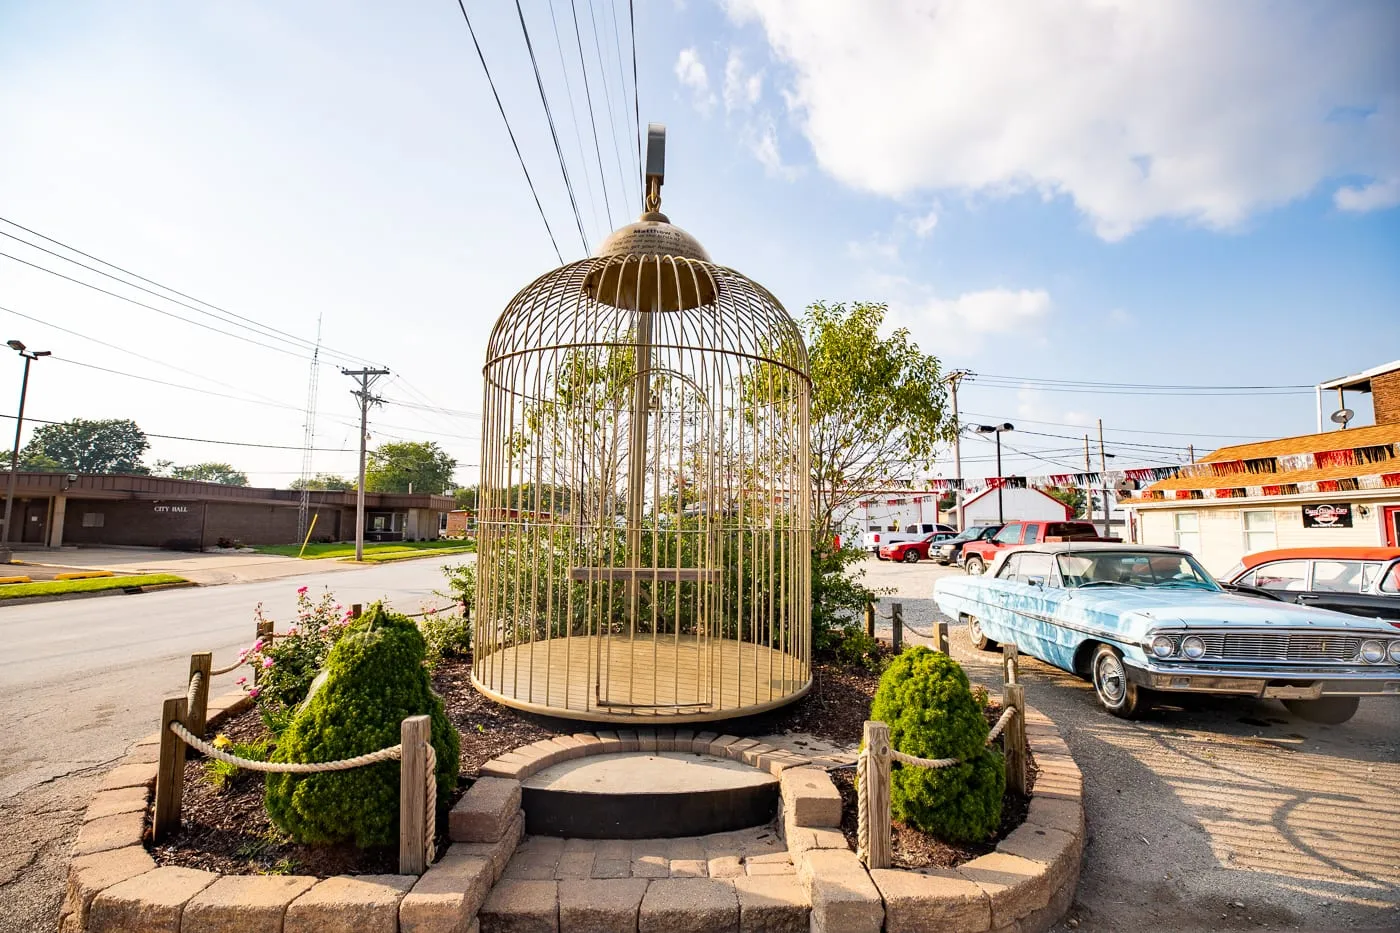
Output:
1223 547 1400 626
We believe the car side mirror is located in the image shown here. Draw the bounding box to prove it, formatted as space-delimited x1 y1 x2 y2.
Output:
1027 576 1045 587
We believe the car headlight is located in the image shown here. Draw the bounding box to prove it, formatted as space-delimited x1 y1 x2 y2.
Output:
1181 635 1206 660
1389 641 1400 664
1150 635 1176 659
1360 639 1386 664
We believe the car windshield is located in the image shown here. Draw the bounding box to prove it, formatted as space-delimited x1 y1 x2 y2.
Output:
949 526 993 543
1056 551 1219 590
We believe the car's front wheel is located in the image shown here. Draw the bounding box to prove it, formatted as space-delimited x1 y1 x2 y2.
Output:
1283 696 1359 724
902 550 920 563
967 615 997 651
964 555 986 575
1091 644 1148 718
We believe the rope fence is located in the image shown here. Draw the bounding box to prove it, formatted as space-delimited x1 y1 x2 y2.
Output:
154 601 443 874
856 643 1028 870
863 601 951 654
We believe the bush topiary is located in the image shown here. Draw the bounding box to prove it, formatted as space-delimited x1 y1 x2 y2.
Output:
870 646 1004 843
265 602 460 847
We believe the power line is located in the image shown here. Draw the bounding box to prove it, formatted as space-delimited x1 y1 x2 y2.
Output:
46 356 306 413
454 0 565 265
548 0 605 244
514 0 590 255
0 218 371 367
608 0 642 194
1 413 357 452
958 410 1272 441
585 0 632 216
974 371 1312 391
568 0 617 230
628 0 642 209
0 248 312 361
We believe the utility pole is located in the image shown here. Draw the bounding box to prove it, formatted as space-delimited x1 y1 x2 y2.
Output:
3 340 50 551
1083 435 1091 521
945 370 970 529
1187 444 1195 463
342 367 390 561
1097 418 1110 538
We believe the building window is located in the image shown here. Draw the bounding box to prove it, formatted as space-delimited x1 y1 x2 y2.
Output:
82 512 104 528
1242 510 1276 553
1173 512 1200 552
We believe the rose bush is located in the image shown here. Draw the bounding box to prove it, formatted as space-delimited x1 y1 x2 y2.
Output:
240 587 356 734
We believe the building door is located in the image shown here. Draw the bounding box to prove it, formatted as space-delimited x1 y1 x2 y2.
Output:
21 500 47 544
1384 506 1400 547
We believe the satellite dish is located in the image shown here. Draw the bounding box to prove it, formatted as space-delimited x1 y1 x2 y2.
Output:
1114 478 1138 495
1330 408 1354 427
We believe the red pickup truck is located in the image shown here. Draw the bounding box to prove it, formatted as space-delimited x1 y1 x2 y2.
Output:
960 520 1118 575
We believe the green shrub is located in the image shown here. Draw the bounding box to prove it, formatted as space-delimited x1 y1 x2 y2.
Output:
439 561 476 615
264 603 460 847
812 540 878 655
834 623 885 672
419 608 472 669
203 734 271 791
870 647 1003 843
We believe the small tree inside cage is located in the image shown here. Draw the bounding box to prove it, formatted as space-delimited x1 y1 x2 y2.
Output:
474 126 812 723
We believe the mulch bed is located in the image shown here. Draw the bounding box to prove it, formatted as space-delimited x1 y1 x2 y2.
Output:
150 646 1031 876
828 703 1037 871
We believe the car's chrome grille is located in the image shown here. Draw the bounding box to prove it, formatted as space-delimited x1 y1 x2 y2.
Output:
1195 633 1361 662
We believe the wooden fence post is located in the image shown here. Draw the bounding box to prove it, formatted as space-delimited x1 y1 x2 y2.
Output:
352 603 363 620
864 603 875 640
399 715 431 875
1002 643 1019 685
936 620 950 655
891 603 903 653
862 720 892 870
152 696 189 841
1003 683 1027 794
187 652 212 738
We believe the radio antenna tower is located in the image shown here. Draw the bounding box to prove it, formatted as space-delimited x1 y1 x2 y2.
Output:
297 316 323 541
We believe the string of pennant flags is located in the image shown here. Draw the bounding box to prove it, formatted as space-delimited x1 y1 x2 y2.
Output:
857 440 1400 507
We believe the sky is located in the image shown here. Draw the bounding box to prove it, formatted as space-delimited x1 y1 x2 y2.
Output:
0 0 1396 489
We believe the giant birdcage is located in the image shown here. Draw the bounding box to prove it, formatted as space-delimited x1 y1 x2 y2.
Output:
473 127 811 723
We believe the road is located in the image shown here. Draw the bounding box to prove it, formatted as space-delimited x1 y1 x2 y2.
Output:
0 559 453 933
863 554 1400 932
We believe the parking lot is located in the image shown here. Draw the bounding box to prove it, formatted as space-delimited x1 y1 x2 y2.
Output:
856 553 1400 932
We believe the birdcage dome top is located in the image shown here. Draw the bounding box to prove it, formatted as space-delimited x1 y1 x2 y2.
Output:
594 210 710 262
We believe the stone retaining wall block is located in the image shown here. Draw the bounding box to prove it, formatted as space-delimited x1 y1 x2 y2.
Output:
558 878 649 932
87 866 218 933
479 879 559 933
957 852 1052 929
71 812 146 857
400 855 494 933
871 867 991 933
451 778 524 843
797 849 883 933
180 874 317 933
779 768 842 828
733 874 809 933
82 787 149 823
638 878 739 933
283 874 415 933
60 846 155 931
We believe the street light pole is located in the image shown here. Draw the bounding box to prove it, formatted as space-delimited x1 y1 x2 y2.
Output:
975 422 1015 525
3 340 51 549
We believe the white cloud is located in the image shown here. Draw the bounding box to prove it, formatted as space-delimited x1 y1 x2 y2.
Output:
674 48 715 114
1335 177 1400 212
726 1 1400 238
846 234 900 263
723 50 764 112
1015 388 1093 430
909 208 938 237
749 116 801 180
880 278 1052 352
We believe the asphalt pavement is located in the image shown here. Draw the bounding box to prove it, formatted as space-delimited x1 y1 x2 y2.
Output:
0 557 455 933
862 554 1400 932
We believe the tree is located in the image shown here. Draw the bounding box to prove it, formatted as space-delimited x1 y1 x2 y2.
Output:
21 418 149 474
168 462 249 485
1043 485 1085 518
364 441 456 494
453 485 478 510
291 473 355 491
804 302 955 534
2 448 60 471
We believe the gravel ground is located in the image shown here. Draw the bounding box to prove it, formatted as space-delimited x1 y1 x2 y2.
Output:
860 554 1400 933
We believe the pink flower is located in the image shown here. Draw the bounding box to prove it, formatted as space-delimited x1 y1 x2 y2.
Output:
288 626 299 636
262 657 274 669
238 648 248 660
235 677 246 685
248 687 261 699
297 586 308 595
252 639 264 652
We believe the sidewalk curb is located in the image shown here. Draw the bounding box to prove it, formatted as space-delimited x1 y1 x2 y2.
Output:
0 581 199 610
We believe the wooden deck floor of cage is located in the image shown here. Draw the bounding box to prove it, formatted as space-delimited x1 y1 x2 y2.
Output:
471 634 811 724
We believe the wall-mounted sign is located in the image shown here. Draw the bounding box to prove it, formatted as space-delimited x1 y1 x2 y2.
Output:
153 504 191 514
1302 502 1352 529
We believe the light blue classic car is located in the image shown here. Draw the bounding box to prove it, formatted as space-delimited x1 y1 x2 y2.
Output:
933 543 1400 723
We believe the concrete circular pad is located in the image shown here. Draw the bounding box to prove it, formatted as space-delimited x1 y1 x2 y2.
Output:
522 753 779 838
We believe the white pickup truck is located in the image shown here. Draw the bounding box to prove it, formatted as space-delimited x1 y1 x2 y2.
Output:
861 523 955 554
